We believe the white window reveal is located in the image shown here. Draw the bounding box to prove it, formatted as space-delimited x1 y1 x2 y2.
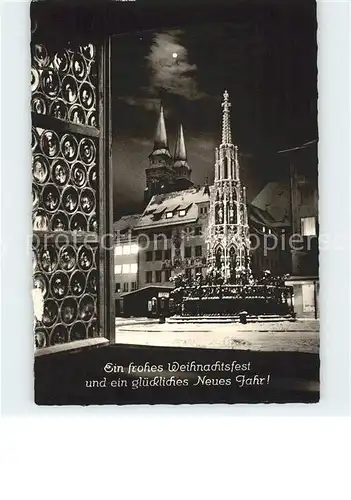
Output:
122 245 131 255
122 264 130 274
301 216 316 237
114 246 122 256
166 212 173 219
130 263 138 273
130 244 139 254
114 264 122 274
302 283 315 313
179 209 186 217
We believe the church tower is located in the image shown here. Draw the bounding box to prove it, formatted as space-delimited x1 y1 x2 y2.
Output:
173 123 192 184
206 90 251 283
144 104 174 204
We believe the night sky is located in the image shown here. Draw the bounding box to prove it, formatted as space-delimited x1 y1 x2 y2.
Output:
111 1 317 220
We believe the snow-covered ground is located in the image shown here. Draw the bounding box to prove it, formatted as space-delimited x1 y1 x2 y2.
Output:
114 318 319 353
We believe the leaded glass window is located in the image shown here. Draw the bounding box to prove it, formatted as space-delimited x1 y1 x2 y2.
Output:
31 16 113 351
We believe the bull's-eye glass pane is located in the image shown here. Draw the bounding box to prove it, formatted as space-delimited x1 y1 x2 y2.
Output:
31 38 101 350
31 43 98 128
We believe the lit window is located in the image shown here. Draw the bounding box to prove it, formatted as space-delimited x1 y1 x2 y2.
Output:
130 244 139 254
166 212 173 219
179 209 186 217
114 246 122 256
262 226 266 233
302 283 315 312
114 265 122 274
301 217 316 236
122 264 130 274
122 245 131 255
130 263 138 274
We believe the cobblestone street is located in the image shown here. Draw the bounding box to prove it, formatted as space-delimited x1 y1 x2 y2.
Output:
114 318 319 354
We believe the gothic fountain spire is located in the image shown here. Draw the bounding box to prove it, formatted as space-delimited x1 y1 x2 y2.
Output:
206 89 251 283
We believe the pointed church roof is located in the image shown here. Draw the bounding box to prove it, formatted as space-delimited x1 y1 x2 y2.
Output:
174 123 187 161
152 104 169 151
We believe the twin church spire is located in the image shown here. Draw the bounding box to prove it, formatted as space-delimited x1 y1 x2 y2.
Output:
145 103 193 203
150 104 189 166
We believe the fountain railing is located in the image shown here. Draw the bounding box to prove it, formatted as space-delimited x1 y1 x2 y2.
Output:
170 283 294 317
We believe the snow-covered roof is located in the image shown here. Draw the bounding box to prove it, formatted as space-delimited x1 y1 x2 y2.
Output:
113 213 141 233
251 181 291 224
248 204 290 228
134 186 210 231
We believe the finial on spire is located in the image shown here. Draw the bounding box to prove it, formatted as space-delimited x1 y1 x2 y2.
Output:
221 89 232 145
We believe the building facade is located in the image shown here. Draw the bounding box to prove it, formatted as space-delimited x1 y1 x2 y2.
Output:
113 215 140 315
136 186 210 288
249 182 292 278
281 142 319 318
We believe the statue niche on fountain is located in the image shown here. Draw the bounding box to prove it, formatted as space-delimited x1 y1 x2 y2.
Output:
215 247 223 273
215 204 223 224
